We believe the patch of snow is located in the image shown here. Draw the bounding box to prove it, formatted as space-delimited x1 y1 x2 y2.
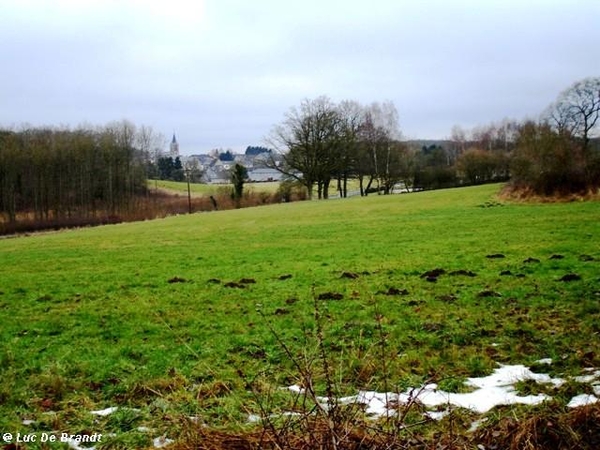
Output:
287 384 305 394
153 435 174 448
90 406 140 417
567 394 599 408
65 439 95 450
349 391 396 417
465 364 564 389
412 383 549 414
468 417 488 433
306 365 567 417
425 409 449 421
91 406 119 416
276 364 597 424
574 370 600 383
248 411 302 423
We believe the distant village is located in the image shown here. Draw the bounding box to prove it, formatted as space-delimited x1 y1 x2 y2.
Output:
165 134 284 184
162 133 459 186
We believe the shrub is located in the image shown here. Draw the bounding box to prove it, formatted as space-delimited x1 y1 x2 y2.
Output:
509 121 592 195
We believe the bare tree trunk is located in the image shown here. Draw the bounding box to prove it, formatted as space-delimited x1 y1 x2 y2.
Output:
358 175 365 196
323 178 330 199
364 176 374 196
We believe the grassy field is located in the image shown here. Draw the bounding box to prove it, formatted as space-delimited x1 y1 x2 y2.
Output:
0 183 599 448
150 179 281 196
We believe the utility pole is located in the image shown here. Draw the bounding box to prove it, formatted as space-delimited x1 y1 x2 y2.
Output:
185 166 192 214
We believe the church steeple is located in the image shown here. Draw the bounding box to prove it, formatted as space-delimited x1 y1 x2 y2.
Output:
169 133 179 157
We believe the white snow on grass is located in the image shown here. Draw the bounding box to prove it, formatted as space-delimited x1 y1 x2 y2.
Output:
287 384 304 394
425 409 450 421
567 394 599 408
574 370 600 384
283 364 593 420
467 417 488 433
90 406 140 417
90 406 119 416
465 364 565 389
411 382 549 414
84 362 600 444
65 438 95 450
153 435 174 448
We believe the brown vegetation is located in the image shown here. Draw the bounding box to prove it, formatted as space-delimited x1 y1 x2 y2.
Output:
0 188 301 236
499 184 600 203
170 403 600 450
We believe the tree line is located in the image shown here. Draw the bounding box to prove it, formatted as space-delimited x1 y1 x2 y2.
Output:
266 77 599 198
0 120 163 224
266 98 410 199
1 77 597 232
264 97 515 200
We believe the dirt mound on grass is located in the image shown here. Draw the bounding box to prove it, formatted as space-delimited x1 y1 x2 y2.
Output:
559 273 582 282
378 287 409 296
420 268 446 278
168 276 187 283
317 292 344 300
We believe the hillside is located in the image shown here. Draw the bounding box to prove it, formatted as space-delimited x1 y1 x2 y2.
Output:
0 184 599 448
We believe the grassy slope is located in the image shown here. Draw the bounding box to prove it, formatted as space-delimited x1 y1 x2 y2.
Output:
0 183 599 441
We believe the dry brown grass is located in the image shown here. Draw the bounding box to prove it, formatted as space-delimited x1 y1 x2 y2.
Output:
172 416 416 450
165 403 600 450
499 185 600 203
475 403 600 450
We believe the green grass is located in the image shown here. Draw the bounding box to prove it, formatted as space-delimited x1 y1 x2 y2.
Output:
0 183 599 445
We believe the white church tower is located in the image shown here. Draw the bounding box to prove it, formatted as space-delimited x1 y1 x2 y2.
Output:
169 133 180 158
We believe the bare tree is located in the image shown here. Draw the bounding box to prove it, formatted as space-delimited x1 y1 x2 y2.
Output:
450 125 468 153
546 77 600 152
267 98 409 198
136 125 166 190
266 96 343 199
358 101 403 195
544 77 600 186
336 100 364 197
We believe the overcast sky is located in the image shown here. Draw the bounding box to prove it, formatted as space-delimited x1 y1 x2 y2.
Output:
1 0 598 154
